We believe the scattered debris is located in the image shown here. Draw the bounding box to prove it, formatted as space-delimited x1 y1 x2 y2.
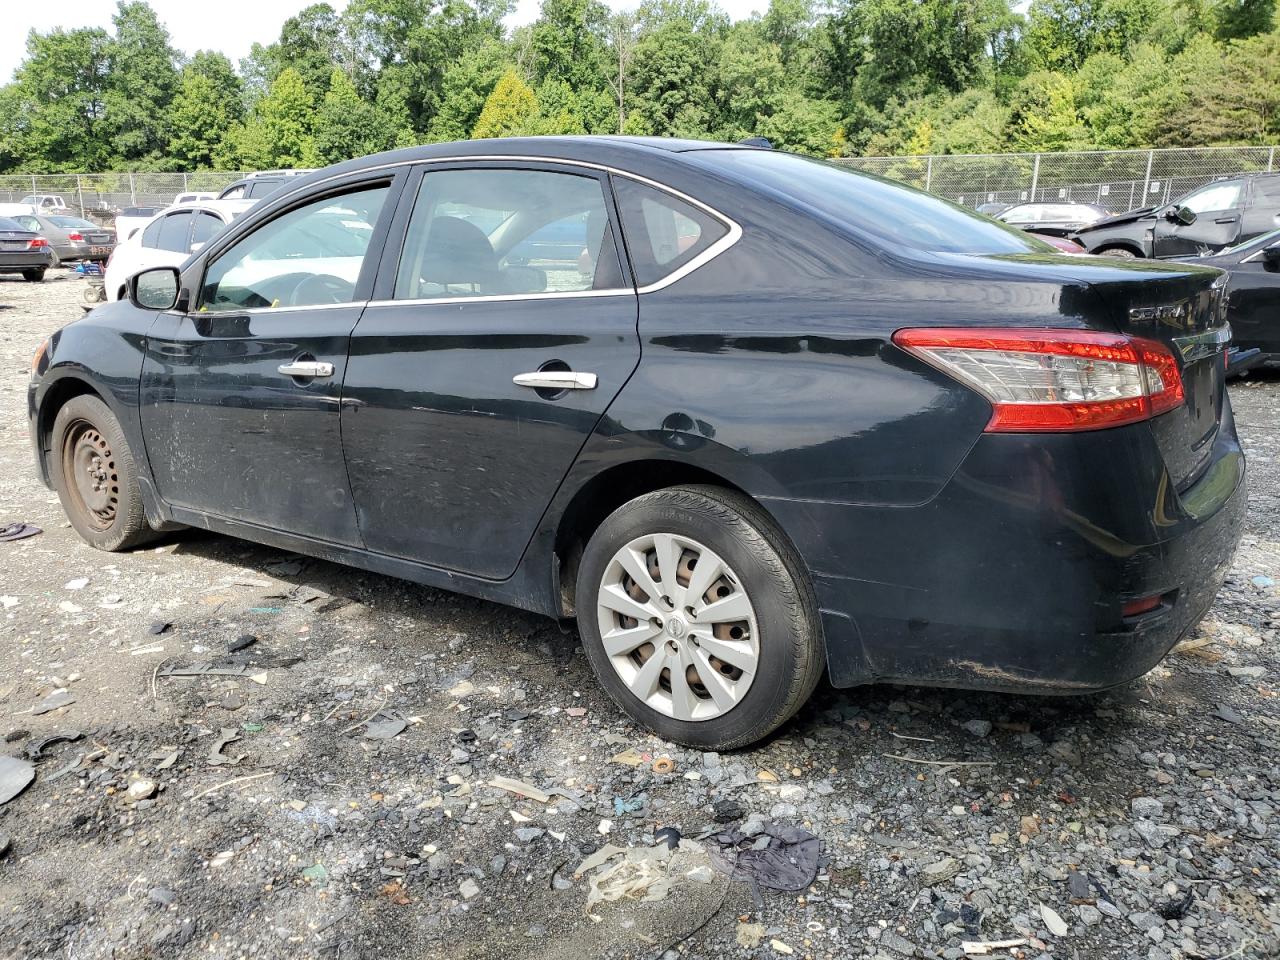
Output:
207 728 245 766
363 710 408 740
159 664 268 684
611 749 645 767
301 863 328 884
770 940 795 956
921 857 962 886
22 730 83 760
712 797 745 822
125 778 158 802
708 822 821 892
30 690 75 715
1040 903 1069 937
0 756 36 804
64 577 89 590
459 878 480 899
654 826 682 849
227 634 257 653
220 691 244 711
1213 704 1244 724
962 939 1029 956
0 523 42 542
651 756 675 774
148 621 173 635
489 777 550 803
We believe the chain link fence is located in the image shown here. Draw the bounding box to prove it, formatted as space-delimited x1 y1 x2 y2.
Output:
0 172 246 223
838 145 1280 212
3 145 1278 225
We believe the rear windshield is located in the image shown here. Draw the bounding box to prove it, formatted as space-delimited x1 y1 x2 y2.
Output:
50 216 98 230
709 150 1046 255
123 207 159 216
0 217 25 231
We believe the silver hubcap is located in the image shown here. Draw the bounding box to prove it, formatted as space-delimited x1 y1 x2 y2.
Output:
596 533 759 721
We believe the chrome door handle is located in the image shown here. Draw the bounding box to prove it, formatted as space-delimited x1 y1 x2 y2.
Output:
513 371 598 390
277 361 334 378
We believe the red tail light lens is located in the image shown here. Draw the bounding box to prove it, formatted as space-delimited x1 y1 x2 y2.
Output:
67 232 84 241
892 327 1185 432
28 237 48 249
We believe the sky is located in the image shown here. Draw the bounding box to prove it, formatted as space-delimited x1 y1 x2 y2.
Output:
0 0 768 85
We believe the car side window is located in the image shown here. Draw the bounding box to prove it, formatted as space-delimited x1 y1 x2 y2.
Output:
189 211 223 250
155 213 193 253
394 168 624 300
1181 182 1242 215
221 184 246 200
612 178 729 287
1251 178 1280 206
199 184 388 312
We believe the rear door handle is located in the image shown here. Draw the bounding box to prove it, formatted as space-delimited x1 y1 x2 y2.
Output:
513 371 597 390
1215 217 1239 224
278 361 334 378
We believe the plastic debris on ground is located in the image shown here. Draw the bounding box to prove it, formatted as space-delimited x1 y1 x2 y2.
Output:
23 730 83 760
573 838 719 914
208 728 244 766
0 756 36 804
707 821 821 893
363 709 408 740
30 690 75 715
0 523 42 542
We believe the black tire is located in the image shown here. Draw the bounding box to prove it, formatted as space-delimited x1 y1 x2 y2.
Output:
576 484 823 749
51 394 155 551
1098 246 1139 259
22 268 45 282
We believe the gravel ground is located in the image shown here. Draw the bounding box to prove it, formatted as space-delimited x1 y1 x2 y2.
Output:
1 274 1278 960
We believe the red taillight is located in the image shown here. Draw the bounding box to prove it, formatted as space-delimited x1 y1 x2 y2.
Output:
28 237 48 249
67 232 84 241
1121 594 1163 618
892 327 1186 433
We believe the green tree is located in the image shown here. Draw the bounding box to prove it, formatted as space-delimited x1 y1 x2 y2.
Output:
167 67 236 169
426 40 509 141
235 67 318 168
471 67 541 137
626 21 718 136
105 1 180 165
314 68 393 163
531 0 611 89
1212 0 1276 37
7 27 114 171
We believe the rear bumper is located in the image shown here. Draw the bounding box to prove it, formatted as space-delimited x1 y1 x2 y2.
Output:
0 250 54 271
764 402 1247 693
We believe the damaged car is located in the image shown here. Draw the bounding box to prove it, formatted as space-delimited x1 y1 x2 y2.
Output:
28 138 1246 749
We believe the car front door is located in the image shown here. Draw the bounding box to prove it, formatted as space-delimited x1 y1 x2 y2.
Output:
1154 180 1245 257
340 162 640 579
139 174 402 544
1227 237 1280 355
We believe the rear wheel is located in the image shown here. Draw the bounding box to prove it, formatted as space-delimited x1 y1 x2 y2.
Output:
51 395 155 551
22 268 45 282
576 485 823 749
1099 246 1139 259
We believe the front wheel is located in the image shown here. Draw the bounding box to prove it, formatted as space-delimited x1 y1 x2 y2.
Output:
22 268 45 282
576 485 823 749
1098 246 1139 259
51 394 156 551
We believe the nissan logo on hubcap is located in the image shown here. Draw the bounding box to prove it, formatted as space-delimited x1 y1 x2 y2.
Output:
666 618 687 639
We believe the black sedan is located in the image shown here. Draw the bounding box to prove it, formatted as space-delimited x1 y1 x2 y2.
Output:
0 216 55 281
996 201 1109 238
28 138 1246 749
1177 229 1280 363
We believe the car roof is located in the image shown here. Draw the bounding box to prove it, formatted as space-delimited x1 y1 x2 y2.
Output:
161 198 257 219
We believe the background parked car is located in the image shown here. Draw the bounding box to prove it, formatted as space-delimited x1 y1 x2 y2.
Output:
217 170 314 200
996 201 1110 238
9 213 114 264
115 206 163 242
975 201 1010 217
0 216 55 281
104 199 255 301
1074 172 1280 258
19 194 67 212
173 192 217 205
1174 228 1280 366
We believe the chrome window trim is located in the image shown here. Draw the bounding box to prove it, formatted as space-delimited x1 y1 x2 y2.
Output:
367 288 632 309
202 300 371 316
280 154 743 297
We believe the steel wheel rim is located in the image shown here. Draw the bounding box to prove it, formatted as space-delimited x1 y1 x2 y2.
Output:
596 533 759 721
62 420 118 530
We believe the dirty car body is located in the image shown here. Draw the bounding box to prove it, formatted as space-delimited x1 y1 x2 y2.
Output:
29 137 1246 717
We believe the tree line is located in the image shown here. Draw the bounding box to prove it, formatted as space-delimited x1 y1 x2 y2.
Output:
0 0 1277 174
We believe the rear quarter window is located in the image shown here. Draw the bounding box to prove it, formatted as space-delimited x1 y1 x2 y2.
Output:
612 178 730 287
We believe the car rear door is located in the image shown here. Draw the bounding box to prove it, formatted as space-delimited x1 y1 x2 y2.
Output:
1154 180 1245 257
139 173 403 545
339 161 640 579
